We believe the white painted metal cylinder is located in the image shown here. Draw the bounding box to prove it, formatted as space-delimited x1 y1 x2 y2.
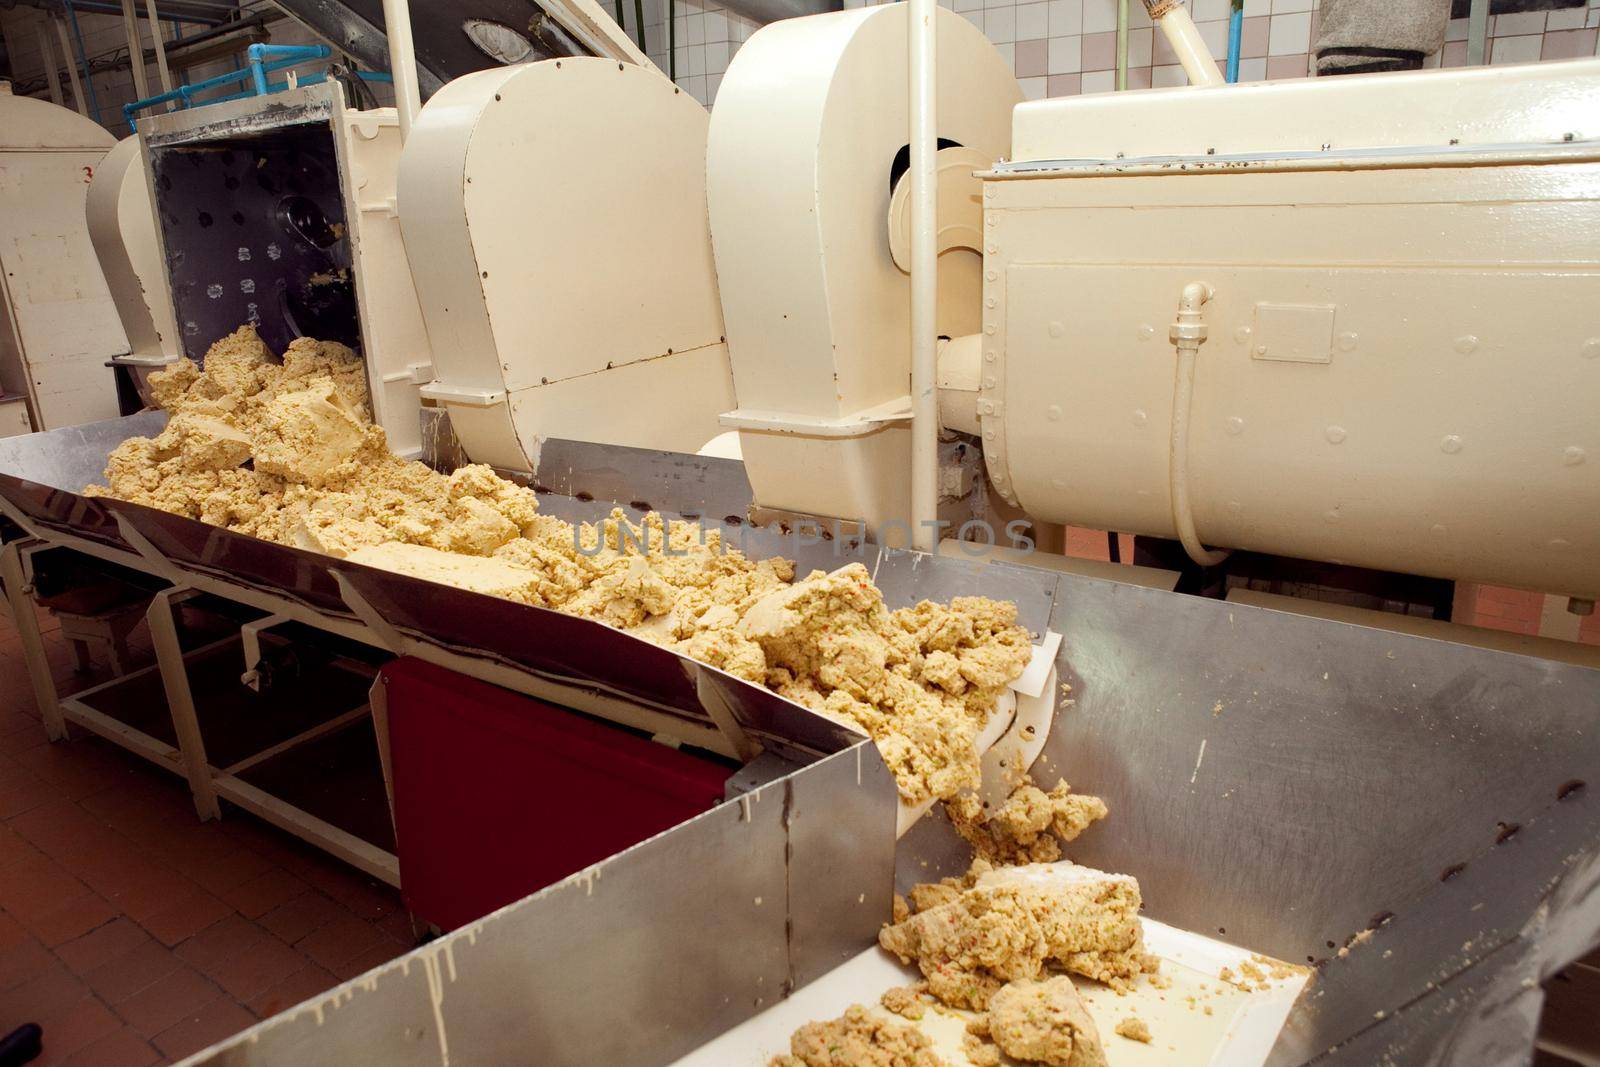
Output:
909 0 939 551
981 62 1600 598
1156 6 1225 87
381 0 423 141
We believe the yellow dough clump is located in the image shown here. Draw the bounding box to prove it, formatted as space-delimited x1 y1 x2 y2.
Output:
988 976 1107 1067
767 1004 950 1067
87 327 1034 805
879 860 1156 1010
945 777 1109 866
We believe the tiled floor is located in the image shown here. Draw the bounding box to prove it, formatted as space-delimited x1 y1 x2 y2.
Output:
0 607 413 1066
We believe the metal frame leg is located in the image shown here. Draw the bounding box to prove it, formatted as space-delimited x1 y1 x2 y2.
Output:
146 586 221 820
1 541 68 741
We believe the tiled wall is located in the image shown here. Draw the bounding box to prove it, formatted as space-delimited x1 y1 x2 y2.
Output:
4 0 1597 126
660 0 1600 105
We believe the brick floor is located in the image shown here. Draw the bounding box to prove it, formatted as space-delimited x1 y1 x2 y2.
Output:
0 612 411 1065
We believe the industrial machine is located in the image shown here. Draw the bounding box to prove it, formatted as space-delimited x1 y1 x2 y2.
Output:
710 8 1600 608
0 90 126 434
1 0 1598 1063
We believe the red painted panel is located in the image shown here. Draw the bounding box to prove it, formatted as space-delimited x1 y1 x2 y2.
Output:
383 657 732 930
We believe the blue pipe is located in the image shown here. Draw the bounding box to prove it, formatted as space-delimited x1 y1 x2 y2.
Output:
124 44 381 130
64 1 104 125
1225 0 1243 82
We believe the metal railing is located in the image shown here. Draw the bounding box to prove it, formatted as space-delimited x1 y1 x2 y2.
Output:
123 43 392 131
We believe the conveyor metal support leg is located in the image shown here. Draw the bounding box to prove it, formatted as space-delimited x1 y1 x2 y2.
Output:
1 541 68 741
146 587 222 821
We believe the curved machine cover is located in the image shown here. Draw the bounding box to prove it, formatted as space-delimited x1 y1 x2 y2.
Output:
399 58 736 471
707 6 1019 533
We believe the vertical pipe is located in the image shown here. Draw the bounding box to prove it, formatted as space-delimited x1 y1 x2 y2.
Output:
145 0 175 95
34 18 65 108
633 0 648 53
51 15 88 116
1225 0 1242 81
1116 0 1129 89
908 0 937 552
1465 0 1488 64
380 0 423 140
61 7 101 123
1154 4 1224 86
667 0 676 81
121 0 152 104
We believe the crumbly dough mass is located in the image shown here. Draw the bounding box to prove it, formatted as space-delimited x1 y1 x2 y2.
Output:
878 860 1155 1009
767 1005 950 1067
87 327 1033 805
945 777 1109 866
988 976 1107 1067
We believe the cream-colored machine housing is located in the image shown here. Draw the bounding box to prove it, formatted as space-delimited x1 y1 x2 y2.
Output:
0 93 125 433
86 137 181 400
707 6 1020 535
398 58 736 472
979 60 1600 599
136 86 432 457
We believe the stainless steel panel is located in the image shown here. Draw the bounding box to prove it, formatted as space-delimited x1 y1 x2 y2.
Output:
1270 789 1600 1066
186 741 897 1067
1037 575 1600 970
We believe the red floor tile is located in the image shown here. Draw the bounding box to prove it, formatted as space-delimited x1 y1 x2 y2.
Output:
138 890 233 948
218 868 307 920
62 1026 161 1067
294 914 391 974
55 919 151 976
21 892 118 949
34 994 122 1061
150 998 258 1062
257 891 346 945
0 608 411 1064
245 962 339 1019
114 965 223 1037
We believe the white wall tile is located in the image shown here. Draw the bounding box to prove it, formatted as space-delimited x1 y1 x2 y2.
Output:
1267 11 1311 53
1082 0 1118 33
1049 0 1084 35
1016 2 1050 39
1272 0 1314 12
993 40 1016 65
986 7 1016 41
1127 26 1153 64
1545 6 1588 30
1196 18 1227 53
706 40 729 72
962 9 987 29
955 0 983 14
685 12 705 45
1152 62 1189 85
1192 0 1231 22
1019 74 1048 98
1492 10 1546 35
1490 32 1543 62
1048 34 1082 72
705 10 728 41
1244 0 1270 17
1080 68 1115 92
1444 17 1468 41
706 72 723 102
1237 55 1268 79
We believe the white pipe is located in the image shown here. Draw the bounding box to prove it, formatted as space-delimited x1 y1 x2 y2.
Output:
34 18 64 108
1160 6 1225 87
143 0 174 96
381 0 423 142
51 15 89 118
908 0 938 553
1143 0 1225 87
1168 282 1230 568
120 0 151 104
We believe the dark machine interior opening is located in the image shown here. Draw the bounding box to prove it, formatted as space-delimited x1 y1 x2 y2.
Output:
150 122 362 363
